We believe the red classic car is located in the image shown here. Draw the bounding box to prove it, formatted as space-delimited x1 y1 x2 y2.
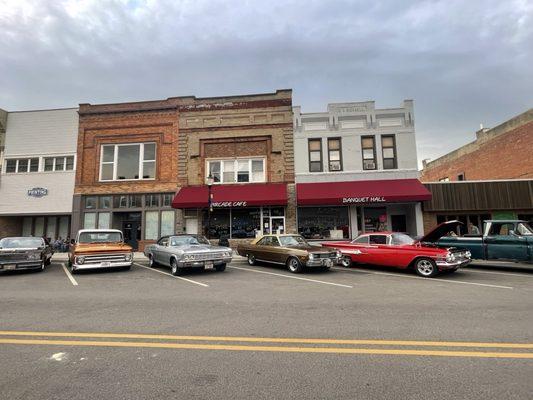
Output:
327 221 472 277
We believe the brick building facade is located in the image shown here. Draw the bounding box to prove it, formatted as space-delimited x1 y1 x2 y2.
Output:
421 109 533 182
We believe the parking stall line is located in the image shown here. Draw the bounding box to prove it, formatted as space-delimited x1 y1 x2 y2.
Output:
61 263 78 286
229 265 353 288
331 267 514 290
133 263 209 287
465 269 533 278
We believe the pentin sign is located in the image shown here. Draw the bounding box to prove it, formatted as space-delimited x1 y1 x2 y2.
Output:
27 187 48 198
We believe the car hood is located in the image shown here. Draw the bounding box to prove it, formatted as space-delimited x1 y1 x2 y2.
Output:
176 244 231 253
285 245 336 254
418 220 463 243
74 243 132 254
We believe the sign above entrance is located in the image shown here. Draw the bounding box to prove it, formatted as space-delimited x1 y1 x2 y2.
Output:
342 197 386 204
27 187 48 198
212 201 248 208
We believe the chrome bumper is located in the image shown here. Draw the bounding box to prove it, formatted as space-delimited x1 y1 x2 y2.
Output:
0 261 42 271
72 261 133 270
436 259 472 270
178 257 232 268
305 258 340 267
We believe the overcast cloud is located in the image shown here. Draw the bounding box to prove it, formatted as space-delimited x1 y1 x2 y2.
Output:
1 0 532 163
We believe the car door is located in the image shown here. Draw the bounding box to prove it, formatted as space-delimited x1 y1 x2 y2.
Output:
260 236 283 263
368 234 396 266
252 236 270 261
153 237 168 264
486 223 529 261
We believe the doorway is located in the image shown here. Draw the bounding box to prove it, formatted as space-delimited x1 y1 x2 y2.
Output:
185 218 198 234
391 215 407 233
270 217 285 234
121 212 142 250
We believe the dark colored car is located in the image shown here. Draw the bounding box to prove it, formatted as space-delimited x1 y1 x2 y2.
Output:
0 237 53 273
237 234 341 273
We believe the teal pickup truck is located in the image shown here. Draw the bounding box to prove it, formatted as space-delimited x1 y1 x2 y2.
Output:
435 220 533 262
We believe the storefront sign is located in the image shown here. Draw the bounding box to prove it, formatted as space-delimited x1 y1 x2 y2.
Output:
342 196 386 204
27 187 48 198
212 201 248 208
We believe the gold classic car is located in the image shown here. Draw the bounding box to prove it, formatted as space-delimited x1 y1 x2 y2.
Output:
68 229 133 273
237 234 341 273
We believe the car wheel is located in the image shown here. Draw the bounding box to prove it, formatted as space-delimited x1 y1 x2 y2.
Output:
44 256 51 266
247 254 256 266
341 256 352 268
287 257 303 274
170 258 184 276
414 258 439 278
36 261 45 272
148 254 157 268
70 263 77 274
215 263 226 272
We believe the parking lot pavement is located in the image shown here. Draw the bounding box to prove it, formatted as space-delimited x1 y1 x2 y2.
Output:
0 257 532 399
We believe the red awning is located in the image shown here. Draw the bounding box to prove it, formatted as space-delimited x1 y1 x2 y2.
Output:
296 179 431 206
172 183 288 209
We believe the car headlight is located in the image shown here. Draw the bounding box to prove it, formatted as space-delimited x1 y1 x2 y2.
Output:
465 251 471 258
309 253 315 260
28 253 40 260
446 253 455 263
223 251 231 257
124 253 132 261
76 256 85 264
336 250 342 258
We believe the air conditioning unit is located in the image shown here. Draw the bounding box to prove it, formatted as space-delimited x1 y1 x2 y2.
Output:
364 161 376 170
329 163 341 171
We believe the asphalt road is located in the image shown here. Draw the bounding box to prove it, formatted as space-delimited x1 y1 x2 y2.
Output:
0 256 532 400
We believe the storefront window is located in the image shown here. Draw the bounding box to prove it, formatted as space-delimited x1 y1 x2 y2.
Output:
34 217 45 237
362 207 387 232
98 212 111 229
46 217 57 240
298 207 349 239
58 216 69 239
100 196 112 209
204 209 230 239
115 195 128 208
129 195 143 208
85 196 97 209
22 217 32 236
145 194 160 207
83 213 96 229
161 211 175 236
145 211 159 240
231 208 261 238
162 194 173 207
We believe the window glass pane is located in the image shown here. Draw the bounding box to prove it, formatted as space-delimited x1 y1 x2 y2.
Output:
209 161 221 182
162 194 173 207
46 217 57 240
382 136 394 147
145 194 160 207
231 208 261 238
66 156 74 170
252 160 264 181
102 146 115 162
29 158 39 172
58 216 69 239
100 196 112 209
143 143 156 161
223 160 235 183
329 150 340 161
383 159 395 169
55 157 65 171
98 212 111 229
83 213 96 229
330 161 342 170
101 164 113 180
117 145 140 180
362 138 374 148
6 159 16 173
383 148 395 159
328 139 340 150
22 217 33 236
142 161 155 179
129 195 142 208
363 149 375 159
204 209 230 239
237 160 248 171
34 217 45 236
85 197 97 209
145 211 159 240
298 206 349 239
309 140 321 151
310 151 321 162
161 210 175 236
115 195 128 208
44 158 54 171
310 162 322 172
237 160 249 182
18 159 28 172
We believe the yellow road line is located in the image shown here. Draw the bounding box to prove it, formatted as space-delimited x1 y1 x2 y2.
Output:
0 331 531 349
0 338 531 359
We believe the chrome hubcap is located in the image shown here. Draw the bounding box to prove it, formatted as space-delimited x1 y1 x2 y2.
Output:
341 257 351 267
417 260 433 276
149 256 153 266
289 260 298 271
171 261 177 274
248 256 255 265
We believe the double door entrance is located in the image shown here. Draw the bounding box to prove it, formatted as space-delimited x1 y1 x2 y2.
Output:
266 216 285 235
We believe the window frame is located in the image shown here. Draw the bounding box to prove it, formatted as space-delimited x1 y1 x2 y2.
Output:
205 157 266 184
308 138 323 172
4 157 40 174
361 136 377 170
381 135 397 170
99 143 157 182
327 137 343 172
43 155 75 172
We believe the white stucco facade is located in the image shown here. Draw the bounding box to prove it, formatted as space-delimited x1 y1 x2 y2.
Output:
0 108 78 238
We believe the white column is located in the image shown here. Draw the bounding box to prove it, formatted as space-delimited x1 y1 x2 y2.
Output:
349 206 359 238
415 202 424 236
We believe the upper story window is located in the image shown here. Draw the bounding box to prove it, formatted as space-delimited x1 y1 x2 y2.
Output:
44 156 74 172
327 138 342 171
361 136 377 170
207 158 265 184
100 143 156 181
308 139 323 172
439 177 450 182
5 158 39 173
381 135 397 169
457 173 465 181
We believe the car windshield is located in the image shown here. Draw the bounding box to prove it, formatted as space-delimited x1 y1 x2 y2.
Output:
0 237 43 248
170 235 210 246
390 233 415 245
78 232 123 243
517 223 533 236
279 235 308 247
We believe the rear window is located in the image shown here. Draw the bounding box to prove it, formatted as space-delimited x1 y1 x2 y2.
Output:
78 232 123 243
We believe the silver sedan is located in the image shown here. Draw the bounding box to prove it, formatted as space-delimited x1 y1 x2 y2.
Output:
144 234 232 276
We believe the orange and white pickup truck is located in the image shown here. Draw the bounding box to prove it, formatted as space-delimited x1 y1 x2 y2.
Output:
68 229 133 273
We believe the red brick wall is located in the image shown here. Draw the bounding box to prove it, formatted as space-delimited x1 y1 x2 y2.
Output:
421 120 533 182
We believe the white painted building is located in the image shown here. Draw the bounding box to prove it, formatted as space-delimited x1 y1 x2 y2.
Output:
293 100 429 239
0 108 78 240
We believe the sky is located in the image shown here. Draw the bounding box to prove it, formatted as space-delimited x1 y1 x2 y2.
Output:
1 0 532 164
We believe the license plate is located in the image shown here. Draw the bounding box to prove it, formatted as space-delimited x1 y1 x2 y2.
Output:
4 264 16 270
205 261 214 269
323 259 333 267
101 262 111 268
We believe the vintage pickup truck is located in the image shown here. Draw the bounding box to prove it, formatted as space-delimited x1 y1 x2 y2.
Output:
435 220 533 262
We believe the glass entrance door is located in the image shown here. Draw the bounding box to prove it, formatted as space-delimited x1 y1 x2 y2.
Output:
270 217 285 235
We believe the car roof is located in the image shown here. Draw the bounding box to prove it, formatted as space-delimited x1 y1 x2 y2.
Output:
78 229 123 234
484 220 527 223
357 232 395 236
0 236 43 240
